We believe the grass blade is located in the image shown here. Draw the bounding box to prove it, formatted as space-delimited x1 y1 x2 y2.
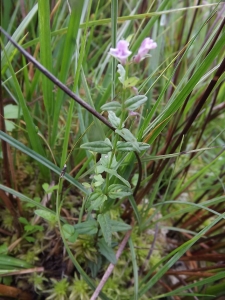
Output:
38 0 54 118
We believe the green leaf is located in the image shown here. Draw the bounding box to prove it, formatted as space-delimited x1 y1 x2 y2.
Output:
42 183 49 192
97 238 117 264
108 184 132 199
24 225 36 232
115 128 140 152
4 104 23 119
110 220 132 232
34 209 56 223
101 101 122 111
104 166 131 188
117 141 149 152
82 182 91 188
98 213 112 246
0 255 33 268
93 181 104 187
108 111 123 129
117 64 126 84
80 141 112 154
124 95 148 111
42 183 58 193
86 190 107 211
104 138 112 147
19 217 29 225
116 128 137 143
5 120 16 132
123 76 139 88
62 224 78 243
88 256 102 278
99 152 117 169
74 220 98 235
117 141 134 152
25 236 35 243
47 185 59 192
90 196 107 211
93 174 105 187
96 165 105 174
138 142 150 151
131 174 139 187
93 174 104 182
24 224 43 233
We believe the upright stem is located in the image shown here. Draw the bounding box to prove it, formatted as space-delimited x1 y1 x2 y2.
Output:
111 0 118 100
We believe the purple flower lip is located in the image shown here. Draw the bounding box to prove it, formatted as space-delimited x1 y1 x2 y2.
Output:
129 111 139 116
109 40 132 65
131 86 139 95
133 37 157 63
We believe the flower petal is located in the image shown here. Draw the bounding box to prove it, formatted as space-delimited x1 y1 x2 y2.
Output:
133 37 157 63
109 40 132 65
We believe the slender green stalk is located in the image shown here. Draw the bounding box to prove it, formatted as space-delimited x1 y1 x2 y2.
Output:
111 0 118 100
51 1 84 147
38 0 54 121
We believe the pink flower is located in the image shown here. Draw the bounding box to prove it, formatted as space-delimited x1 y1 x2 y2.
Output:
109 40 132 65
133 37 157 63
129 111 139 116
131 86 139 95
